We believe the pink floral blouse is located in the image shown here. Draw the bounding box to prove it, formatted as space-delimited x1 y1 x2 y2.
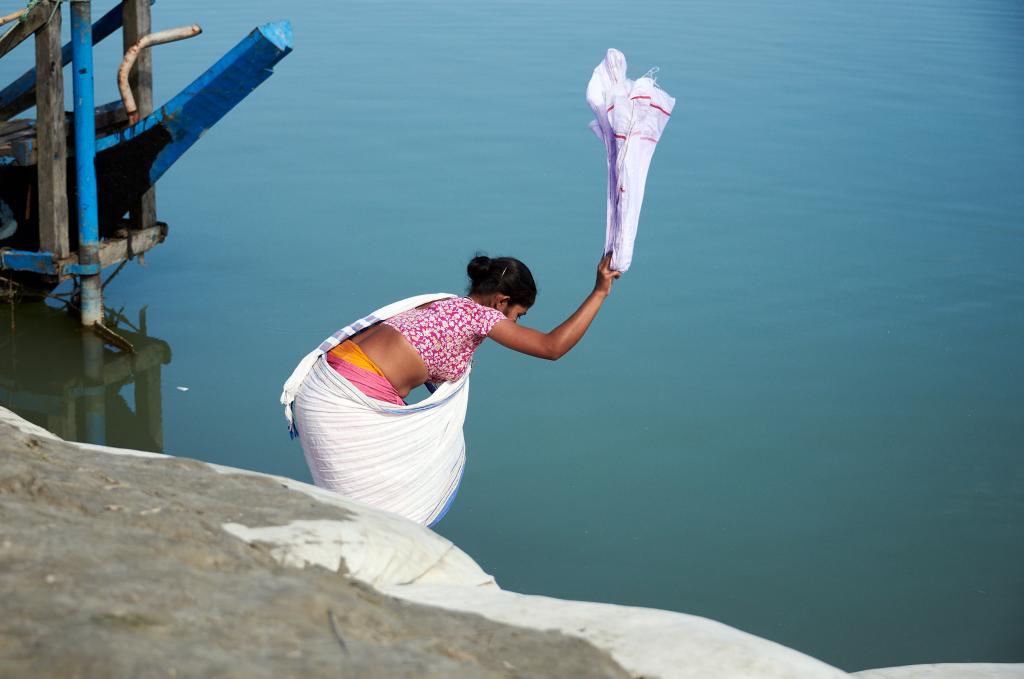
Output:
382 297 508 382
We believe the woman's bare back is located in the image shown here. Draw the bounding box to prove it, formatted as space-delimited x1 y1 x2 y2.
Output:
350 309 430 397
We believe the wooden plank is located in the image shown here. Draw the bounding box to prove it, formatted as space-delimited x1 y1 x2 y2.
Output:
1 104 124 164
96 222 166 269
17 222 166 281
0 1 50 60
0 119 34 137
0 122 35 157
34 1 69 259
93 100 128 133
6 137 36 165
122 0 156 230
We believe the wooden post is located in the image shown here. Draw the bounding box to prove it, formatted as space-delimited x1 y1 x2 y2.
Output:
122 0 155 230
34 1 69 258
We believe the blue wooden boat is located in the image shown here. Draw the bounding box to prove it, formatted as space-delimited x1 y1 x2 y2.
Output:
0 19 292 272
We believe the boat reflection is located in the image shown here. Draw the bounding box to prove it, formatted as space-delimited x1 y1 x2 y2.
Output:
0 303 170 451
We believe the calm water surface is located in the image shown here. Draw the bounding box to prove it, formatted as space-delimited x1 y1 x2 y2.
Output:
2 0 1022 670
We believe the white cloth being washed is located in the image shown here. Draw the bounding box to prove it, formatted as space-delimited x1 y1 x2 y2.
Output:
587 48 675 273
281 294 470 526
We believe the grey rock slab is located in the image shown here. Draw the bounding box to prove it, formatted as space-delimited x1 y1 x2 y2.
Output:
385 583 852 679
3 406 1016 679
0 407 630 679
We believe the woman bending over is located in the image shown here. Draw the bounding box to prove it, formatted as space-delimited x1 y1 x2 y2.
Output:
290 253 620 525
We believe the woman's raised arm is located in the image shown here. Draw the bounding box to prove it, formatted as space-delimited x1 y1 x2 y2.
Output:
489 253 621 360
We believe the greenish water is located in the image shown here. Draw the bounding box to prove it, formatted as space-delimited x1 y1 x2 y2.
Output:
2 0 1022 670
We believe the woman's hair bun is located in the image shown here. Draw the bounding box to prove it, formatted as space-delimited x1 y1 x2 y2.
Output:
467 255 491 284
465 253 537 308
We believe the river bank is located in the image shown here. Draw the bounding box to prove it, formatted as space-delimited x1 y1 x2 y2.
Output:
1 406 1020 679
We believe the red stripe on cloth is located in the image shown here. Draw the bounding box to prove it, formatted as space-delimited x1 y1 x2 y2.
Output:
651 103 672 116
607 104 615 112
614 132 658 142
631 95 652 100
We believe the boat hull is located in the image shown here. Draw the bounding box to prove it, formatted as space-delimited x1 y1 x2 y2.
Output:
0 20 292 253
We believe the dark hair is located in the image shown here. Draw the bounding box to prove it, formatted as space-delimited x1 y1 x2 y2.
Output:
466 255 537 308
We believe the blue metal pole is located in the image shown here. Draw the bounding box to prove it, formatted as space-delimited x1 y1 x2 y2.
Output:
70 0 102 326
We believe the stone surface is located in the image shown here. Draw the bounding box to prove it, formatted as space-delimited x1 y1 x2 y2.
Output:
385 584 851 679
2 405 1018 679
0 408 628 679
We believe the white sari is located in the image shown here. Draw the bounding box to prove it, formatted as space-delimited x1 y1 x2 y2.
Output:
281 294 470 526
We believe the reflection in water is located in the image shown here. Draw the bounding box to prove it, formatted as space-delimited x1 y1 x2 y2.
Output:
0 303 170 452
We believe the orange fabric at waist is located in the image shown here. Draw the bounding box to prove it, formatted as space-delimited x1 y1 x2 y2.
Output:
327 340 386 378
